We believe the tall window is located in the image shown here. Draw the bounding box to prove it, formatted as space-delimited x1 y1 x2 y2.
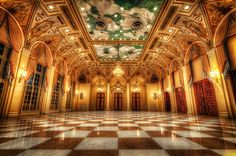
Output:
0 43 12 114
22 64 46 111
0 43 12 79
50 75 64 110
66 82 74 110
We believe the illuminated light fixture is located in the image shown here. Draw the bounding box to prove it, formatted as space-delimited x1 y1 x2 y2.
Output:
166 87 171 92
113 44 124 77
114 14 118 18
19 70 27 82
210 69 220 82
168 29 173 33
120 30 123 33
147 25 151 29
121 7 124 11
87 24 91 29
76 90 79 96
163 36 168 40
81 7 85 11
153 53 156 56
48 4 55 10
113 65 124 77
153 7 158 11
70 36 74 40
65 29 70 33
184 5 190 10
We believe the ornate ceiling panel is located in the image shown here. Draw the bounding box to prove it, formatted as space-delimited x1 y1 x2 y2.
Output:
0 0 234 81
74 0 165 41
94 44 144 61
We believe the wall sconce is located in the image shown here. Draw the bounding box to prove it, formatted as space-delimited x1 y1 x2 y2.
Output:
19 70 27 82
210 69 220 83
153 93 157 100
166 87 171 92
75 90 79 96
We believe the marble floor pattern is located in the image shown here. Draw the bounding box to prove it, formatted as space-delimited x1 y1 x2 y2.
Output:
0 112 236 156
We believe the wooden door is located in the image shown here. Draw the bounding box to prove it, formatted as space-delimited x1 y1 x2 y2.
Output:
114 93 122 110
175 87 187 113
132 93 141 111
164 92 171 112
96 93 105 110
194 79 218 115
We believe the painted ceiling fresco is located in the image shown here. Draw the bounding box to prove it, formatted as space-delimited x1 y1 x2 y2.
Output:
75 0 165 40
94 44 144 61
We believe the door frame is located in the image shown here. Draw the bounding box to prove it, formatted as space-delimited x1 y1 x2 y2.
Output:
132 93 141 111
193 79 218 115
175 87 187 113
114 93 122 111
96 93 105 110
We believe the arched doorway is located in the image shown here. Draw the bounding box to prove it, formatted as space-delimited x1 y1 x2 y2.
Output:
214 9 236 117
21 42 53 114
193 79 218 115
185 42 218 115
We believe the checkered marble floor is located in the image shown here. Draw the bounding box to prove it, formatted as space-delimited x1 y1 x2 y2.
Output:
0 111 236 156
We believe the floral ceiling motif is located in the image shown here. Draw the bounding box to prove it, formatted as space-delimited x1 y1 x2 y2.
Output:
75 0 165 40
0 0 234 80
94 44 144 61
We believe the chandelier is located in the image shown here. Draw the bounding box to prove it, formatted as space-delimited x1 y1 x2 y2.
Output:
113 64 124 77
113 43 124 77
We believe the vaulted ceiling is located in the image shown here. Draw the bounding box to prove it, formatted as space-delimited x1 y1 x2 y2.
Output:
0 0 235 81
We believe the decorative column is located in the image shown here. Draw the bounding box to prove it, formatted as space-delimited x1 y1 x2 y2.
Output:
106 82 110 111
41 66 56 114
207 49 230 117
126 83 130 111
182 65 195 115
60 75 69 112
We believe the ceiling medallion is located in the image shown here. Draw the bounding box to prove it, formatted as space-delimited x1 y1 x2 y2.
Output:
131 20 144 30
95 19 107 30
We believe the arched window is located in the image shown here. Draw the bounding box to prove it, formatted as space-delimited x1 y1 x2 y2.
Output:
50 74 64 110
22 64 46 111
66 81 75 111
50 60 67 110
21 42 53 112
